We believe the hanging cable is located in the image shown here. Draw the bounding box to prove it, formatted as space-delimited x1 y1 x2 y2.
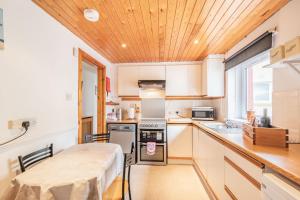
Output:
0 121 30 146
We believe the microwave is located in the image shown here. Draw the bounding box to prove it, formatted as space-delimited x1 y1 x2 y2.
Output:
192 107 215 121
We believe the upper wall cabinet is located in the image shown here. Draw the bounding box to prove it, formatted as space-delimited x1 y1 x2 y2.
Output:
166 65 202 96
202 55 225 97
117 65 166 96
139 65 165 80
118 66 140 96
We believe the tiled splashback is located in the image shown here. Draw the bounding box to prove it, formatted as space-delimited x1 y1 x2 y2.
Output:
165 100 214 118
272 90 300 143
118 99 216 119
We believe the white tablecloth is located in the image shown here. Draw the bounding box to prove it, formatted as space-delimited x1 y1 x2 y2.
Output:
6 143 123 200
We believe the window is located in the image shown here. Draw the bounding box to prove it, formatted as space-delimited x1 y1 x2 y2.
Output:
227 51 272 120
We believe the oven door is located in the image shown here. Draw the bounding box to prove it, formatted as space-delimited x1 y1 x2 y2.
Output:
137 142 166 165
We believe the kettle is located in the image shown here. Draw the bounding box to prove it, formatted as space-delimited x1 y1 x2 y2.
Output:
128 108 135 119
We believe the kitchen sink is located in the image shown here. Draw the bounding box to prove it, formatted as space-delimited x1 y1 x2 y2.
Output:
202 122 242 134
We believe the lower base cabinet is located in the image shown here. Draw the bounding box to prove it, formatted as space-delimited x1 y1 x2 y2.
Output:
167 124 192 158
193 125 263 200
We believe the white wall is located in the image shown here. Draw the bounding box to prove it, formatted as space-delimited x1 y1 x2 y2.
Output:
82 61 98 133
0 0 112 196
221 0 300 141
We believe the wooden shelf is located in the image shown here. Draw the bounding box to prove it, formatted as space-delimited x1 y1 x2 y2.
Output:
264 54 300 74
106 101 120 106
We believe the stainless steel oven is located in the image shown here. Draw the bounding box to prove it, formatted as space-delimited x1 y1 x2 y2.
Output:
138 142 166 165
137 119 167 165
192 107 215 120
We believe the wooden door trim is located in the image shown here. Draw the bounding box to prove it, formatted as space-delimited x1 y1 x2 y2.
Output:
78 48 106 144
224 156 261 190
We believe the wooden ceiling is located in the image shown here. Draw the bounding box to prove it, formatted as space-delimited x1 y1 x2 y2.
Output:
33 0 288 63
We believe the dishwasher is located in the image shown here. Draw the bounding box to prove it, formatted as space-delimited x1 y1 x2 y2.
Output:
107 123 136 163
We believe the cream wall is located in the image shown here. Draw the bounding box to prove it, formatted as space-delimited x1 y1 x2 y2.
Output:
217 0 300 141
0 0 112 196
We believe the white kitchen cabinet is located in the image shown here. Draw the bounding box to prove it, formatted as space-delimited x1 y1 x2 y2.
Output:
117 65 165 96
205 133 226 199
202 55 225 97
118 66 140 96
194 125 263 200
138 65 165 80
167 124 192 158
197 127 225 199
197 127 209 178
192 126 199 161
224 147 263 200
166 65 202 96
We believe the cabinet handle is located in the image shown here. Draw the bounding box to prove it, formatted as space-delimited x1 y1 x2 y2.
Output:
224 185 238 200
224 156 261 190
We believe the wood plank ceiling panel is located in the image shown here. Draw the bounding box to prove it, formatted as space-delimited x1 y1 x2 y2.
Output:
32 0 289 63
158 0 168 61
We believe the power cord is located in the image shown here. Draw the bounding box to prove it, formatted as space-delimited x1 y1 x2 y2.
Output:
0 121 30 146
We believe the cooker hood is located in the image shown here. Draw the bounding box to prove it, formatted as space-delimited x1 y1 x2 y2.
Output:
138 80 166 89
138 80 166 98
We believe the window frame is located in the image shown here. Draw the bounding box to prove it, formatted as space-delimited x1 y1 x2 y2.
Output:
226 50 271 120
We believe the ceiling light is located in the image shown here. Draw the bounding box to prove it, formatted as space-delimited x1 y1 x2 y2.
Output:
194 39 199 44
121 43 127 48
84 9 99 22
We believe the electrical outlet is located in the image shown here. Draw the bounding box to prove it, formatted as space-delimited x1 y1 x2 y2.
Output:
8 118 37 129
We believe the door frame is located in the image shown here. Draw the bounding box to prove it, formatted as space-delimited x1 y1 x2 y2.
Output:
78 48 106 144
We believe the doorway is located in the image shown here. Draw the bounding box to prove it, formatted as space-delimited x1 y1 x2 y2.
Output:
78 49 106 144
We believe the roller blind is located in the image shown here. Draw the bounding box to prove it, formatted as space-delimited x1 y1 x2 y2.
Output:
224 32 272 71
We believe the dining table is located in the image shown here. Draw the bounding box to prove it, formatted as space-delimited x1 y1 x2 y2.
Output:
6 143 123 200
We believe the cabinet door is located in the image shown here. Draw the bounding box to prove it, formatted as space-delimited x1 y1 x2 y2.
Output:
166 65 201 96
167 125 192 158
202 57 224 97
118 66 139 96
192 126 199 161
138 65 165 80
224 147 263 200
205 135 225 199
197 128 209 179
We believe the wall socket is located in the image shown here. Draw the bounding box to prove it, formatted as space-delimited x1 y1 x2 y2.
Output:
8 118 37 129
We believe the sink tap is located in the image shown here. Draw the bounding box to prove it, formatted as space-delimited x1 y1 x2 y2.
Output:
225 120 234 128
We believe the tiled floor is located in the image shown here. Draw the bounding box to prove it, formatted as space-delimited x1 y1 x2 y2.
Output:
131 165 209 200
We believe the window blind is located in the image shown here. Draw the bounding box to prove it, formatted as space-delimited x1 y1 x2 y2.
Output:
224 32 273 71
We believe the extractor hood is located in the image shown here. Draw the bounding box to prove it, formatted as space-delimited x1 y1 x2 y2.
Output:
138 80 166 89
138 80 166 98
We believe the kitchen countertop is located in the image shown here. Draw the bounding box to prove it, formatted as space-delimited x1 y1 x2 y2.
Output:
192 121 300 186
167 118 193 124
107 117 300 185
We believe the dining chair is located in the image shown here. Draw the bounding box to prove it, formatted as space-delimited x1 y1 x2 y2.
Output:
84 133 111 143
103 142 134 200
18 143 53 172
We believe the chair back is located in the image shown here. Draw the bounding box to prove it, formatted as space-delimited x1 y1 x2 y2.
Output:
18 143 53 172
85 133 111 143
122 142 135 200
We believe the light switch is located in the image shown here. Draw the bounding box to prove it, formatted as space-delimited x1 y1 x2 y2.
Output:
66 93 73 101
